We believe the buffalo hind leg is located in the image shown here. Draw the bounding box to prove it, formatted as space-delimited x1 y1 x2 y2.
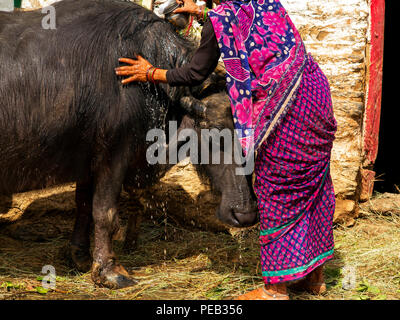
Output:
91 152 137 289
123 213 142 253
70 180 93 272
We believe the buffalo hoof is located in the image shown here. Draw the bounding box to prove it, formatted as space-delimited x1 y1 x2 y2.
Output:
92 261 137 289
70 244 92 273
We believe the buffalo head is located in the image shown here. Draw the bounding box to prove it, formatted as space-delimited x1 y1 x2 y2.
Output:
178 92 259 228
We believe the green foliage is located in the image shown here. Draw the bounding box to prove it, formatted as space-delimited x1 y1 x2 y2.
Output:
35 286 49 295
324 267 341 282
0 281 24 290
205 285 226 300
355 279 383 300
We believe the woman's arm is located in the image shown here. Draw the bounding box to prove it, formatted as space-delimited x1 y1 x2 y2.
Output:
115 2 220 86
166 19 220 86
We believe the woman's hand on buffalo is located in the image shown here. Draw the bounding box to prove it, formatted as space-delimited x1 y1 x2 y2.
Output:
115 55 167 84
173 0 200 15
115 55 151 84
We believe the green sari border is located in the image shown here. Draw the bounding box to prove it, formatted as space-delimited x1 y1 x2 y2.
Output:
262 249 334 277
259 214 301 236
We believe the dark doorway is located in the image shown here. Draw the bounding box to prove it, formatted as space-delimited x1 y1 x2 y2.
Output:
373 1 399 193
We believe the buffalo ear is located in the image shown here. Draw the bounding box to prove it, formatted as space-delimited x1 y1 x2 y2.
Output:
179 96 207 119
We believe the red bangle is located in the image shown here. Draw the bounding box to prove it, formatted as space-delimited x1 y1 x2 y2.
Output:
151 68 159 84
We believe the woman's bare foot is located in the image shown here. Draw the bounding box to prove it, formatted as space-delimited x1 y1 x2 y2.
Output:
235 283 289 300
290 265 327 294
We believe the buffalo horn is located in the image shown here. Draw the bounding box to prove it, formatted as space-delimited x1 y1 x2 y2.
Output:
179 96 207 118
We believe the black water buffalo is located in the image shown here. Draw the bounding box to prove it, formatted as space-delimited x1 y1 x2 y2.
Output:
0 0 257 288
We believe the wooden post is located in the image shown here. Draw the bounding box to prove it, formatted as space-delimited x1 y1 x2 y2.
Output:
361 0 385 201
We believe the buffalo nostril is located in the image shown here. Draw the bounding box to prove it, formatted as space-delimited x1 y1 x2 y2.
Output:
232 210 259 227
216 207 258 228
216 207 240 227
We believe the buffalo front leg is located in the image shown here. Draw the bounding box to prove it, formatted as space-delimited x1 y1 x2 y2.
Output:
70 180 93 272
91 154 137 289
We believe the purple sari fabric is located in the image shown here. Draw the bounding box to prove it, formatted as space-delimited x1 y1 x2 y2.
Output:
208 0 337 283
255 55 337 283
208 0 307 157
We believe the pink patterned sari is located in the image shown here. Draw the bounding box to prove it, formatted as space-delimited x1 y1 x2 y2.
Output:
208 0 307 157
209 0 337 284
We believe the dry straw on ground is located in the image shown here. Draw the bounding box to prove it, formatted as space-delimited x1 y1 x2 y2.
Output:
1 184 400 300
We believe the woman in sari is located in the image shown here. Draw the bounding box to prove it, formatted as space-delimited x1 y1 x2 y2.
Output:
115 0 337 300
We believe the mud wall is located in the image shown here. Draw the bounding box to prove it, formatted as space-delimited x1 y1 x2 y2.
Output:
19 0 59 9
281 0 371 222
